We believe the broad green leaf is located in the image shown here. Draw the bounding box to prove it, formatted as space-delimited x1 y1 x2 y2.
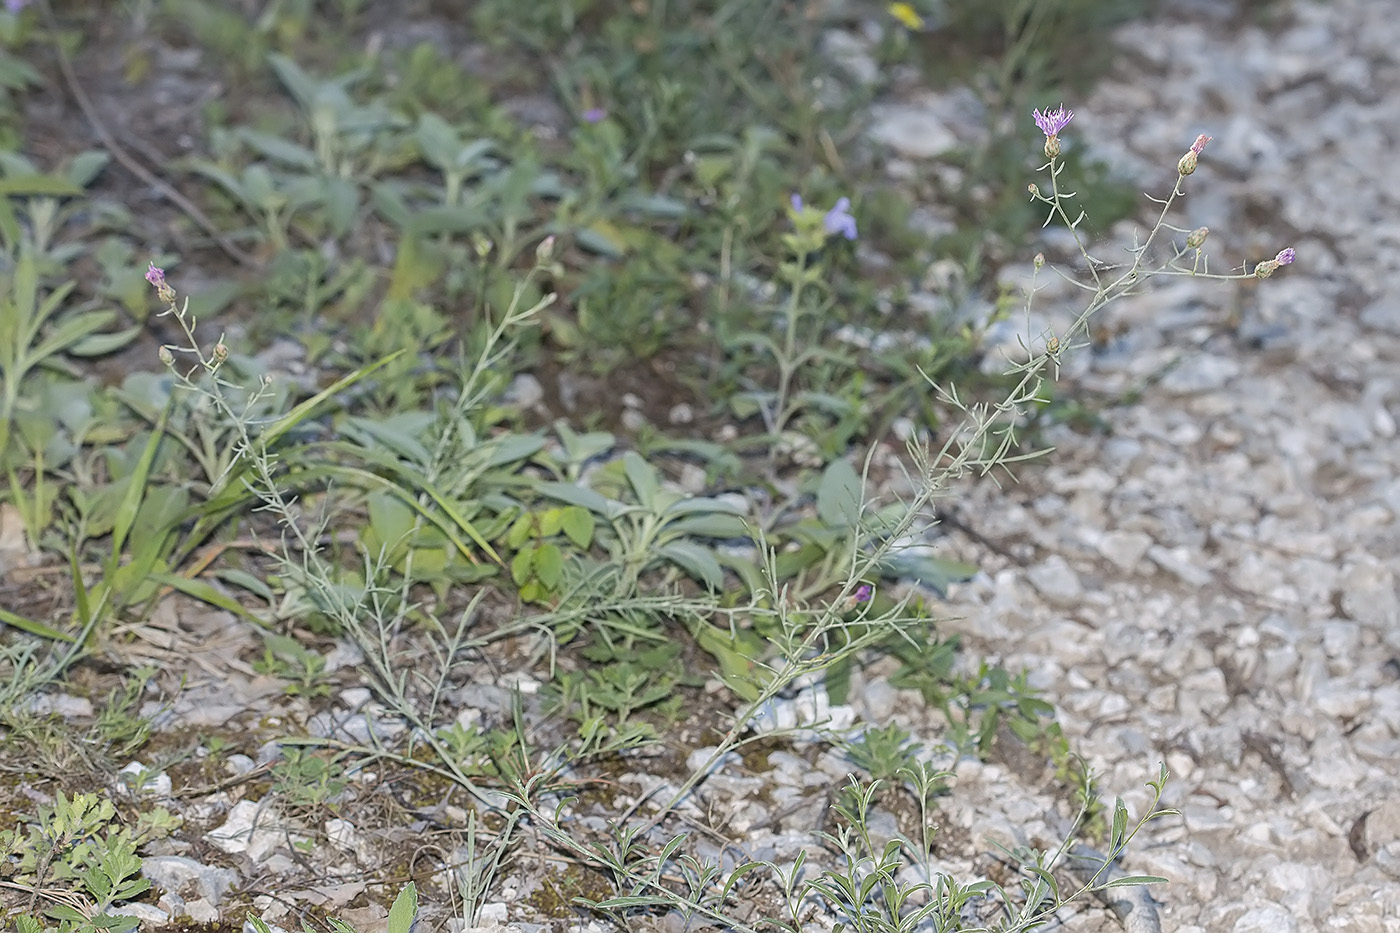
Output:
0 174 84 197
239 129 317 169
241 163 278 206
66 150 111 187
68 323 142 356
538 508 562 538
510 546 534 586
266 53 321 113
366 489 417 551
657 540 724 589
387 883 418 933
816 457 862 529
321 175 359 237
666 512 749 539
665 496 746 517
535 480 612 517
414 113 461 171
485 433 546 467
30 308 117 361
622 450 659 509
370 180 412 226
618 191 688 218
554 423 614 463
534 542 564 589
341 414 434 464
575 224 626 258
405 203 486 235
560 506 594 548
877 551 978 596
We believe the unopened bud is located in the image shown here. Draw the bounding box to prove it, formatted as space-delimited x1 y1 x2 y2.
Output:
1254 247 1296 279
1178 134 1211 177
158 345 174 366
472 233 492 259
1027 183 1040 198
1043 135 1061 160
1186 226 1209 249
213 342 229 363
1033 252 1045 270
536 235 556 264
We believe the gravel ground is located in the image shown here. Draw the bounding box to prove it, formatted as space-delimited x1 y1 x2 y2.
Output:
868 0 1400 930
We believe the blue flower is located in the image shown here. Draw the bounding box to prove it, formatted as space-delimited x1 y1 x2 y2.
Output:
823 197 857 240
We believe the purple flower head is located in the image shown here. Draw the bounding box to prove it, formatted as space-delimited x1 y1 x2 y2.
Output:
854 583 873 603
146 262 177 304
1033 104 1073 138
790 193 804 212
823 197 857 241
1275 247 1296 265
1190 133 1212 155
581 107 607 124
5 0 30 13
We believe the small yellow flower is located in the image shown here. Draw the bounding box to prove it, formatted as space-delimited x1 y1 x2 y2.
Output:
889 2 925 30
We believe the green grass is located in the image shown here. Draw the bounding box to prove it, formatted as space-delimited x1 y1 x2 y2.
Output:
0 1 1301 930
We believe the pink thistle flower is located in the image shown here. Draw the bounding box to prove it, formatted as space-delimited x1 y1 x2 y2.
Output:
1033 105 1073 159
1032 105 1074 138
145 261 176 305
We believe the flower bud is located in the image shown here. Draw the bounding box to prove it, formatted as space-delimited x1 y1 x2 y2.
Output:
1186 226 1209 249
1253 259 1279 279
1275 247 1296 265
1027 183 1040 198
1178 134 1211 177
1044 135 1061 160
213 342 229 363
1033 252 1045 270
158 345 174 367
536 235 556 263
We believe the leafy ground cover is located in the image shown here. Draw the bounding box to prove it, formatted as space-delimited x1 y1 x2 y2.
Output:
0 1 1291 930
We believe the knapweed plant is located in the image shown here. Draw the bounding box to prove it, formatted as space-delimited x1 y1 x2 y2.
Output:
0 10 1293 918
108 104 1290 933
